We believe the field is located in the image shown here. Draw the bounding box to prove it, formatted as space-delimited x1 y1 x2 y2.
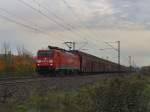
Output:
0 74 150 112
0 54 35 77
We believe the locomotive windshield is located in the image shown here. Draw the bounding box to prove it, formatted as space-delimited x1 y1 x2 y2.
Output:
38 50 52 57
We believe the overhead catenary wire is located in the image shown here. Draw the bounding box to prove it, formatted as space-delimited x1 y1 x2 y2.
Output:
0 14 40 32
18 0 69 30
32 0 92 40
0 3 86 51
32 0 93 48
61 0 106 52
0 7 56 35
0 8 37 27
21 0 102 51
17 0 87 41
61 0 101 40
33 0 102 50
0 7 76 42
32 0 78 30
0 8 45 33
32 0 91 48
0 11 66 42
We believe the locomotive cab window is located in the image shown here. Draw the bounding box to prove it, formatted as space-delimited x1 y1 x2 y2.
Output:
38 50 52 57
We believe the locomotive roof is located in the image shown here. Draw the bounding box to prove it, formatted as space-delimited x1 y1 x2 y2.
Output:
38 46 68 52
48 46 68 52
39 46 77 56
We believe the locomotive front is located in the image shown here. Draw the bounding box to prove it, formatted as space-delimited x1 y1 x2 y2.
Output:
36 50 54 72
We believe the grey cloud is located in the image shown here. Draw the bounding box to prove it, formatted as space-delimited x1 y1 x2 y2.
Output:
83 0 150 29
0 0 150 66
110 0 150 28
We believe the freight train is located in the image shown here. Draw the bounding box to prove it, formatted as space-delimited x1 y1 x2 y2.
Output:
36 46 129 74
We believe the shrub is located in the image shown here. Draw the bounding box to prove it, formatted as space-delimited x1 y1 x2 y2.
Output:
11 75 150 112
0 55 36 77
0 59 6 73
12 56 35 75
75 76 150 112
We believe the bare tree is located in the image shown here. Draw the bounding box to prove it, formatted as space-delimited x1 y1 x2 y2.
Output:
17 45 33 57
1 42 12 74
1 42 11 56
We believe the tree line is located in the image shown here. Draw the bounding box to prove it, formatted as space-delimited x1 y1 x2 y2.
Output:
0 42 35 77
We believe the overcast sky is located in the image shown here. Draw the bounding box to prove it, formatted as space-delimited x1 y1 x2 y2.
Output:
0 0 150 67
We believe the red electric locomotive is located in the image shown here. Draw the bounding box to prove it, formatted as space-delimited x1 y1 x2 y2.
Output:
36 46 130 74
36 46 80 74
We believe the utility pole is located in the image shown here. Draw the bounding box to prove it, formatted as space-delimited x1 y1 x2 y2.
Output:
129 56 132 72
104 41 121 72
117 41 120 72
64 41 76 51
73 42 76 50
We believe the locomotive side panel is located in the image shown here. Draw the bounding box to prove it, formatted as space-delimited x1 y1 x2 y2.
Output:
54 50 80 72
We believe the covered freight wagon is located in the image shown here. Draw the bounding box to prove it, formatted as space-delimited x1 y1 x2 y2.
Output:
71 50 127 73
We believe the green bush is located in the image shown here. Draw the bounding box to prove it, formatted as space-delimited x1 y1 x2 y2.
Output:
75 76 150 112
4 75 150 112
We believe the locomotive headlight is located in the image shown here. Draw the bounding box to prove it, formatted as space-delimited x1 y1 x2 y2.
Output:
37 60 42 63
50 63 53 66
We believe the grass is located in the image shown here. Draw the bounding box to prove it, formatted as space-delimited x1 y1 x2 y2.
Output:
1 74 150 112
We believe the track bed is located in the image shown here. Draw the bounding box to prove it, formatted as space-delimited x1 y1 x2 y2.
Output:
0 73 130 104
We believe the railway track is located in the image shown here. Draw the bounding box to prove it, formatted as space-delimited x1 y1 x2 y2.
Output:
0 73 125 86
0 73 39 81
0 73 132 104
0 74 125 86
0 77 46 86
